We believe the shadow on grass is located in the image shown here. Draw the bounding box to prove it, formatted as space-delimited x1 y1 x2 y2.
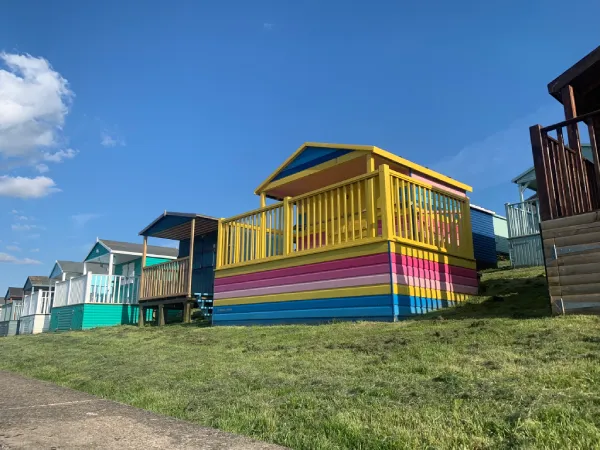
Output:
421 267 551 320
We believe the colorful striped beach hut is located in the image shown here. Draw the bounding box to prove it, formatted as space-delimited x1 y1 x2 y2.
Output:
212 142 478 326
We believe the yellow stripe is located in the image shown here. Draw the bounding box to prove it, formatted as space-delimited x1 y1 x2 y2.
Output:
215 239 388 278
214 284 392 306
391 241 476 270
394 284 471 302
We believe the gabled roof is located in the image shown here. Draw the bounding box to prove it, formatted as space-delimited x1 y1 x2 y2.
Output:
24 276 51 290
84 239 179 262
56 260 86 274
548 46 600 103
139 212 219 241
255 142 473 195
4 287 23 299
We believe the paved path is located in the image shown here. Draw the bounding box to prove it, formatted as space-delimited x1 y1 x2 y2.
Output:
0 370 285 449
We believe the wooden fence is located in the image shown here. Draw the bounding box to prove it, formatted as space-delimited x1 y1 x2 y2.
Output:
140 257 190 301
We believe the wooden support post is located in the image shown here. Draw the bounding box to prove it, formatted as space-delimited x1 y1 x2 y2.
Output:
183 302 191 324
216 219 224 268
365 154 376 237
187 218 196 298
283 197 292 255
378 164 393 240
562 85 592 211
530 125 554 221
138 304 145 327
158 304 165 326
588 118 600 206
260 193 266 208
140 236 147 299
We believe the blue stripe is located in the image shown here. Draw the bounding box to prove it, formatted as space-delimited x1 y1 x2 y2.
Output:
213 306 394 322
273 147 353 181
213 295 391 315
393 295 457 316
213 316 395 326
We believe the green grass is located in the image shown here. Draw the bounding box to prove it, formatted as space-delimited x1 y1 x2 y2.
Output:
2 266 600 449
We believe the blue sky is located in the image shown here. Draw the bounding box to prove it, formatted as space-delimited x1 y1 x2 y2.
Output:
0 0 599 293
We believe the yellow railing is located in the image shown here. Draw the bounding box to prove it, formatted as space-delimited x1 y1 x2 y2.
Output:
216 165 474 269
140 257 190 301
387 169 473 257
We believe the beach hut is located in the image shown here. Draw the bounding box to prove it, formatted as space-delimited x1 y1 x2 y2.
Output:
212 142 478 325
49 239 178 331
17 277 53 335
138 212 219 325
527 46 600 314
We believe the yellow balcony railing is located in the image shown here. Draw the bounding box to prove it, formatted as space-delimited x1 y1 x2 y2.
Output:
216 165 474 269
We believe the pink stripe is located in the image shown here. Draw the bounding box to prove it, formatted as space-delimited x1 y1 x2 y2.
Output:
395 264 478 287
394 274 478 295
391 253 477 279
214 273 391 300
410 172 467 197
215 263 390 293
215 253 390 286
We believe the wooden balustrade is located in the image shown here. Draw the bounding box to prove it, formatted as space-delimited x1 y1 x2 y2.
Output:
140 257 190 301
216 165 475 269
531 109 600 221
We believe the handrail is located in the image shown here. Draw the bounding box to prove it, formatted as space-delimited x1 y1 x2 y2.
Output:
541 108 600 132
142 256 189 271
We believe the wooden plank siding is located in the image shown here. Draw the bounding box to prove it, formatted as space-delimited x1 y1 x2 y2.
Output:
541 211 600 314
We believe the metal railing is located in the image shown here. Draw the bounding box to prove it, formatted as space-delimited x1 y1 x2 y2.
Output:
53 273 140 307
506 199 541 238
139 257 190 301
217 165 474 269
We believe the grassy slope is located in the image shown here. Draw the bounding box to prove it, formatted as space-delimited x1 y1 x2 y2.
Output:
1 266 600 449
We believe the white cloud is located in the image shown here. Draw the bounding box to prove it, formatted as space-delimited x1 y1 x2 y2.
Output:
10 209 21 214
30 248 39 252
35 163 49 173
432 106 564 191
0 52 72 161
43 148 77 162
263 23 274 30
11 223 44 231
0 176 59 198
6 245 21 252
0 252 41 265
71 213 101 227
100 132 125 148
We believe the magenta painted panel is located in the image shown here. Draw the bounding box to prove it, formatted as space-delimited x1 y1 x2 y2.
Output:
390 253 477 280
214 273 391 300
215 253 390 287
410 172 467 197
215 263 390 293
394 264 478 287
393 274 478 295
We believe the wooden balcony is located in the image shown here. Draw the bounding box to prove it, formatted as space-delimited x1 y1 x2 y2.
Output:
531 109 600 221
139 257 191 301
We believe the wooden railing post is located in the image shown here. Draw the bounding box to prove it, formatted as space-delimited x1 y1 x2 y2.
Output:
283 197 292 255
530 125 554 221
188 218 196 298
462 200 474 259
140 236 147 299
378 164 394 240
260 210 267 259
365 155 376 237
216 219 224 268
